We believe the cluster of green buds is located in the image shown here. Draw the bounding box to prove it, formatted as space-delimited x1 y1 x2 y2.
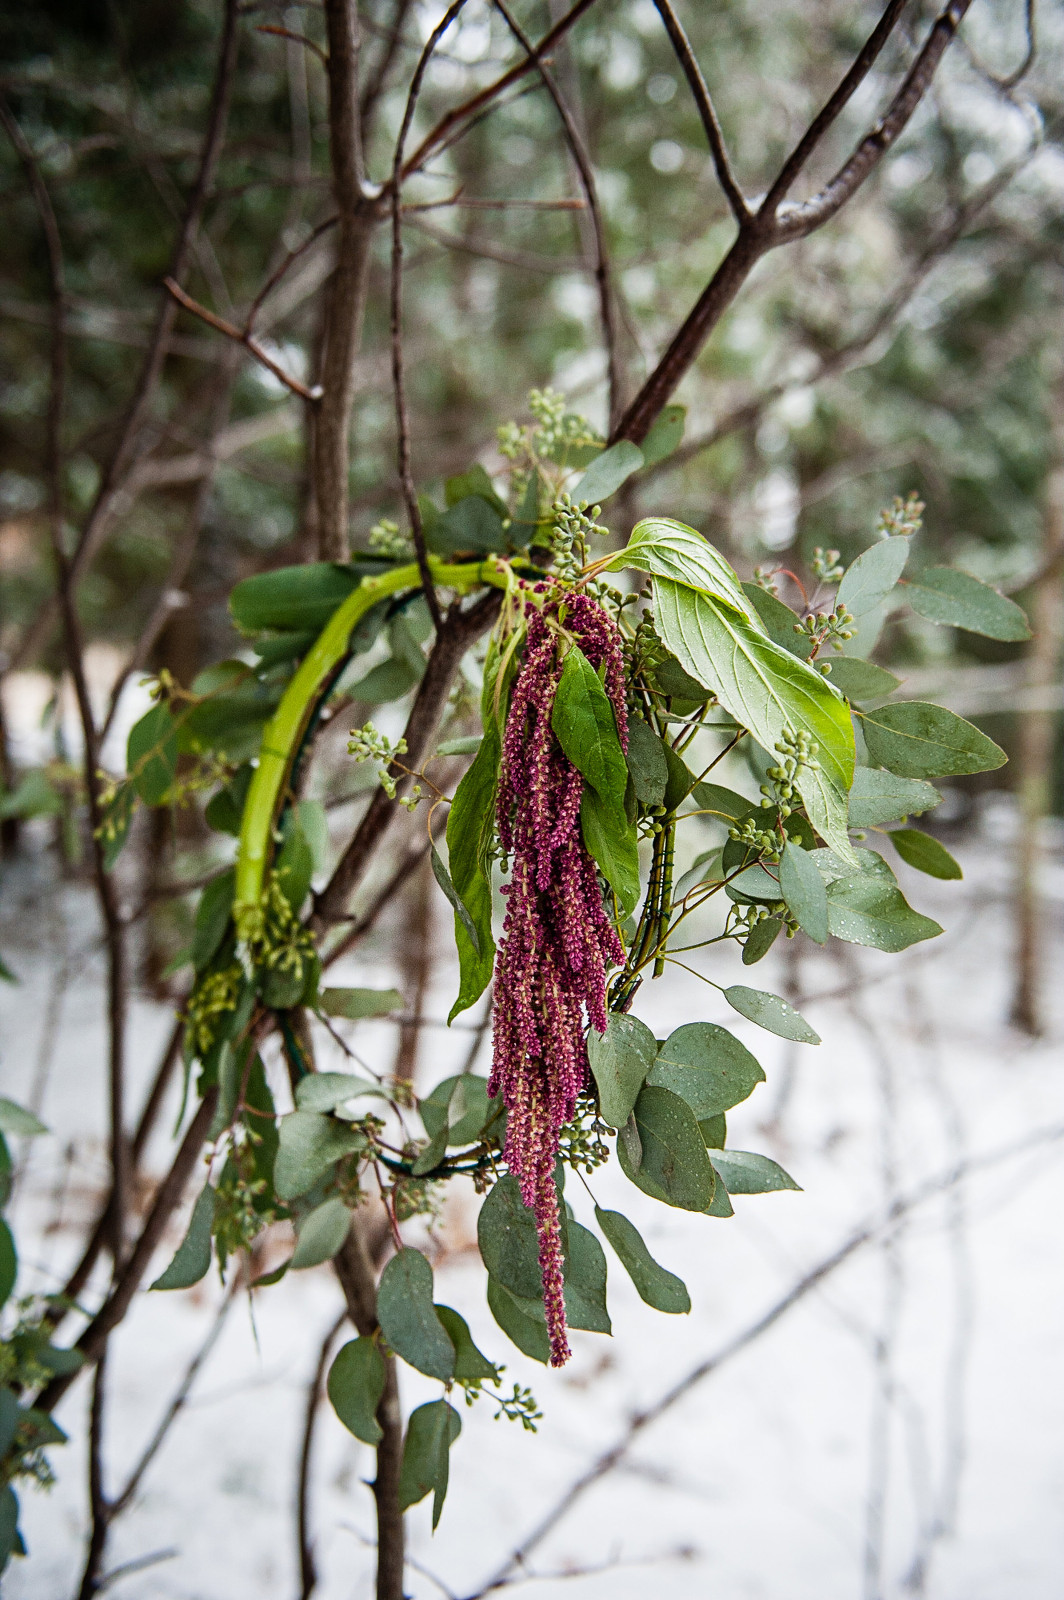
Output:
811 547 844 583
759 728 819 819
729 815 783 863
185 962 242 1057
367 516 412 561
751 565 780 596
877 492 924 539
348 722 421 810
550 494 607 581
731 901 800 942
793 602 855 667
213 1130 275 1268
527 387 601 457
626 609 669 693
390 1172 443 1223
235 873 316 985
557 1098 613 1172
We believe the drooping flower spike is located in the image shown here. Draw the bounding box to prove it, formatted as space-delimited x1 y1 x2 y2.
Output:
489 587 627 1366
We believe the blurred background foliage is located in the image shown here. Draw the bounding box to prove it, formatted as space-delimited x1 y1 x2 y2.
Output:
0 0 1061 762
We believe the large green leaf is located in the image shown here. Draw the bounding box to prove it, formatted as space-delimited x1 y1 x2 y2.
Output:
586 1012 656 1127
647 1022 764 1118
859 702 1006 779
399 1401 462 1528
445 727 499 1021
594 1206 690 1314
836 537 910 617
230 563 361 634
604 517 748 616
151 1183 215 1290
327 1337 386 1445
559 1221 611 1334
579 786 640 914
847 767 941 826
652 577 855 859
377 1249 455 1381
552 646 628 808
902 566 1031 640
617 1086 718 1211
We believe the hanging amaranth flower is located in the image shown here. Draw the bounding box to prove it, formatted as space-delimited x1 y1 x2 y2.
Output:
488 588 627 1366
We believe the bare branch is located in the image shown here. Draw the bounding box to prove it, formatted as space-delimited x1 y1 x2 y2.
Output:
297 1311 347 1600
405 212 584 274
256 23 327 65
492 0 621 424
651 0 748 224
163 277 322 400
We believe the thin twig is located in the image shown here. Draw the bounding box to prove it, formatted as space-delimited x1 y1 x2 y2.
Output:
163 277 322 400
256 24 327 65
76 1350 111 1599
650 0 747 223
298 1311 348 1600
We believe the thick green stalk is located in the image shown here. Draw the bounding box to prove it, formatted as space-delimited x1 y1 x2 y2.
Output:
234 557 501 914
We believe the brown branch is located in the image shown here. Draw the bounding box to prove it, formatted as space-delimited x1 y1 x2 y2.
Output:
314 588 502 928
612 0 974 444
256 24 327 65
36 1087 219 1416
76 1351 111 1599
298 1311 347 1600
322 836 433 969
405 213 584 274
389 1 471 631
313 0 378 561
163 277 322 400
491 0 621 425
762 0 912 217
4 0 241 675
245 215 339 336
400 0 601 182
650 0 748 224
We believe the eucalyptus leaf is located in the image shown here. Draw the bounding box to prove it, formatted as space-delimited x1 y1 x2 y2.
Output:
818 848 943 950
826 657 900 703
647 1022 765 1118
710 1149 801 1194
641 404 686 466
0 1098 48 1138
836 537 910 617
572 440 644 503
151 1183 215 1290
652 577 856 859
478 1173 557 1301
742 916 783 964
377 1249 455 1381
430 495 506 555
847 767 942 826
888 827 962 880
345 655 420 705
436 734 483 756
616 1086 718 1211
902 566 1031 640
274 1111 366 1201
127 703 178 806
723 986 820 1044
859 702 1006 779
587 1012 657 1127
675 846 724 899
435 1306 497 1381
290 1196 351 1269
327 1337 385 1445
420 1074 496 1146
778 841 829 944
690 782 752 824
0 1221 15 1310
487 1278 550 1364
319 987 403 1020
594 1206 690 1313
399 1400 462 1528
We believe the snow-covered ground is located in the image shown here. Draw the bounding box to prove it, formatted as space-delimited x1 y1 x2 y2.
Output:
2 800 1062 1600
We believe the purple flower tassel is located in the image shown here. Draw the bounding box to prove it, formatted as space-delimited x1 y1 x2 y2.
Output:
489 590 627 1366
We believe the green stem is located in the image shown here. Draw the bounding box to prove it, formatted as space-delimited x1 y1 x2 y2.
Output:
652 817 675 978
234 557 504 914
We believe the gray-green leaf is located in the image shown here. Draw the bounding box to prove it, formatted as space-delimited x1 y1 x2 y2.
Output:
572 440 644 504
723 986 820 1044
902 566 1031 641
859 702 1006 779
377 1249 455 1381
587 1013 656 1127
616 1086 718 1211
435 1306 497 1381
295 1072 385 1112
647 1022 764 1118
625 718 669 806
274 1111 366 1201
290 1196 351 1269
710 1149 801 1194
398 1400 462 1528
837 537 910 617
817 848 943 951
327 1336 385 1445
826 657 900 703
888 827 962 880
319 987 403 1019
778 841 829 944
594 1207 690 1313
151 1183 215 1290
0 1098 48 1138
478 1173 551 1301
847 767 941 826
487 1278 550 1364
